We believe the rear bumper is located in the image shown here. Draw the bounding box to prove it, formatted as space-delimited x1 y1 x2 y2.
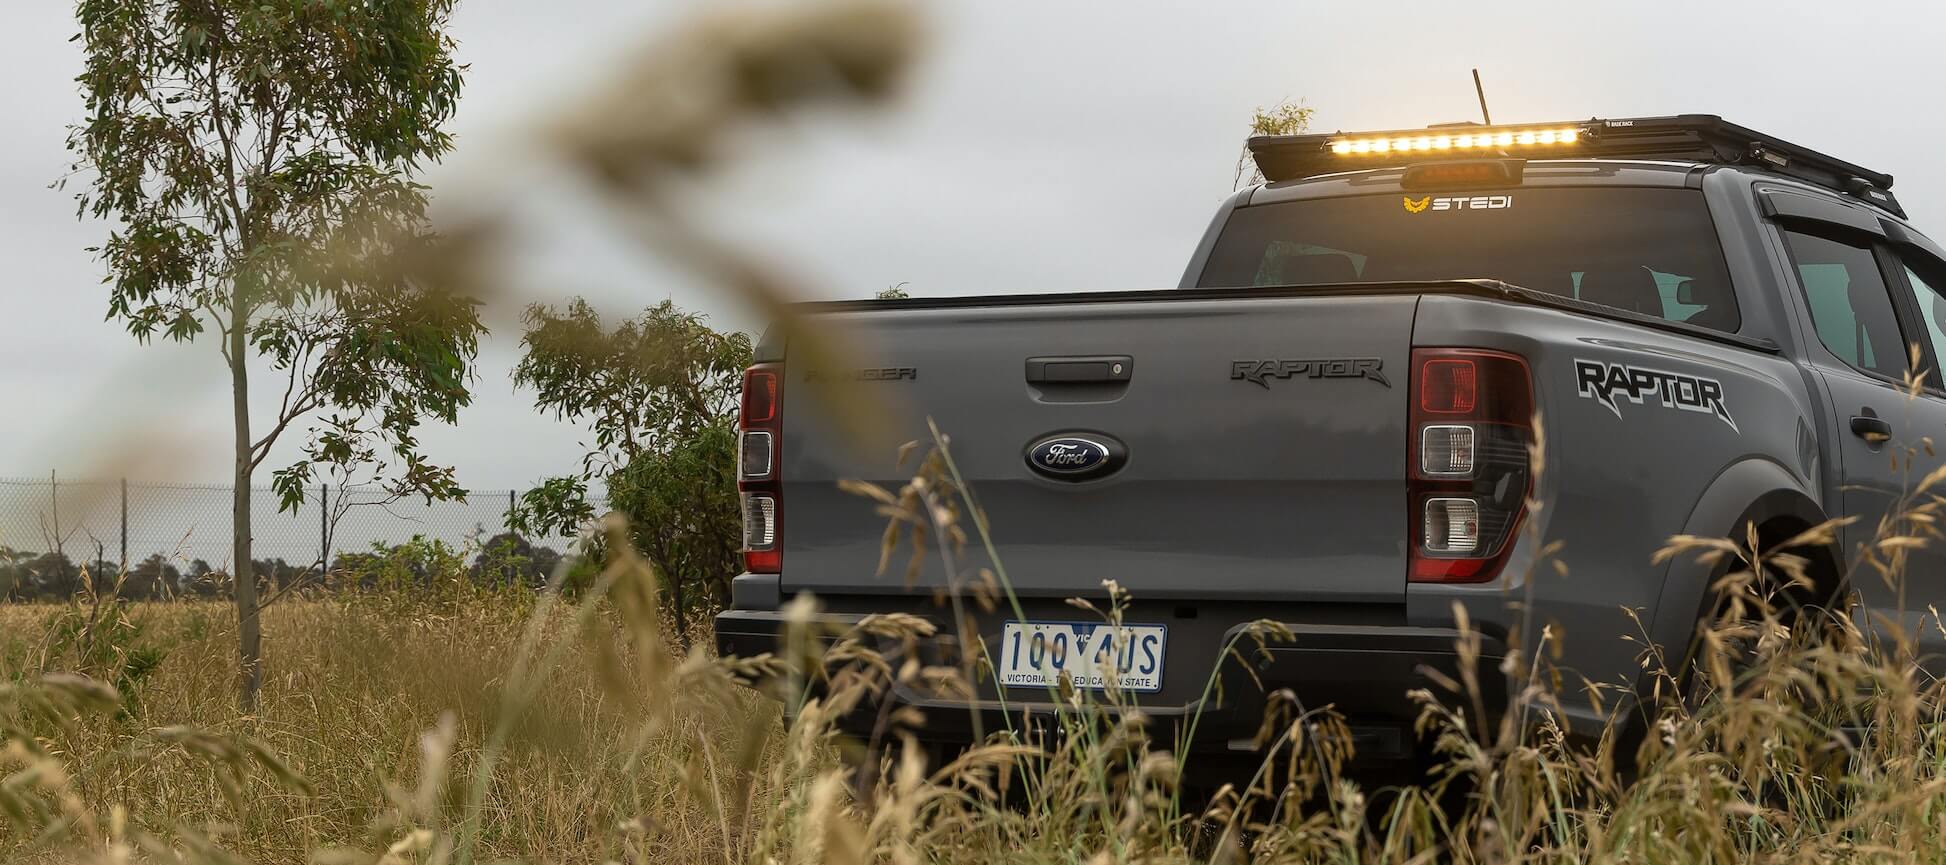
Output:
715 605 1507 761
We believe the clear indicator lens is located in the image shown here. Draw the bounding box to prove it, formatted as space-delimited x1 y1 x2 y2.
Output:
1424 497 1481 554
743 494 777 549
1421 425 1476 476
739 430 774 480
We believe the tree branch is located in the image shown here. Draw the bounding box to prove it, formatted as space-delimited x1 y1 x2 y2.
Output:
204 50 253 256
260 102 288 177
210 300 234 364
250 330 325 468
250 389 322 470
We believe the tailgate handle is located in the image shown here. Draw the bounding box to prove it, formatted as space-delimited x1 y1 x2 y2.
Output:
1025 356 1133 384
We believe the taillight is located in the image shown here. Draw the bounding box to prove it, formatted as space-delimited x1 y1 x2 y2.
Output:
739 364 783 573
741 369 778 425
1408 348 1533 583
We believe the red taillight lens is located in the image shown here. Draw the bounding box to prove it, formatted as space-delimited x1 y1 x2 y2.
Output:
1408 349 1533 584
740 364 782 574
1412 555 1491 582
745 547 781 573
1419 359 1478 414
741 369 778 426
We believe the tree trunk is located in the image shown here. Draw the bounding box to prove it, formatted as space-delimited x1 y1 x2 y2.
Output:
231 307 262 710
670 566 686 649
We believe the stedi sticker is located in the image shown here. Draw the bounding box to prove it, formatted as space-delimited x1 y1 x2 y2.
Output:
1403 195 1514 214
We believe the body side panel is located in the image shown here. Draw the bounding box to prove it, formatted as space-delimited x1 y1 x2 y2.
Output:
1407 295 1819 736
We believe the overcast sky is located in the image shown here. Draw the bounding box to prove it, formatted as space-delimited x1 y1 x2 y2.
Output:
4 0 1944 492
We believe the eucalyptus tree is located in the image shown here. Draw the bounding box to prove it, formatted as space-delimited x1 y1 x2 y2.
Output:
69 0 480 706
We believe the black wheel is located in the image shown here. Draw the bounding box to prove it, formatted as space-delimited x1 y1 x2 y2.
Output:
1615 522 1847 782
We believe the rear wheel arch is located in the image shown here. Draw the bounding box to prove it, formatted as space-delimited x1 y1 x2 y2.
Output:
1641 460 1837 685
1599 459 1835 744
1742 500 1847 609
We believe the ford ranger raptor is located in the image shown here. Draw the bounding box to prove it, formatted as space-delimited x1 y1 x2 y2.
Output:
716 114 1946 767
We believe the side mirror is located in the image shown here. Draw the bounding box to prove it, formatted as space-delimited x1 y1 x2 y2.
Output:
1674 279 1698 304
1933 293 1946 326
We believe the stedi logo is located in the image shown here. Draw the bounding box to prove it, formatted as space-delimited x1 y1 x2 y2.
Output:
1402 195 1514 214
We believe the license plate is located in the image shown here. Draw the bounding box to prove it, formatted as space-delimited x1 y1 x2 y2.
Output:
997 621 1166 693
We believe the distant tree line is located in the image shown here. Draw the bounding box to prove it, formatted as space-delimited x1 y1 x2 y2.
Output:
0 532 560 603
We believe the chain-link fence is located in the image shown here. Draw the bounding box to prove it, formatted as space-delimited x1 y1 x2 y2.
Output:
0 474 605 599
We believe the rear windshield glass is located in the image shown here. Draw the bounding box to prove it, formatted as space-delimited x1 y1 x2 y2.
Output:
1197 187 1739 332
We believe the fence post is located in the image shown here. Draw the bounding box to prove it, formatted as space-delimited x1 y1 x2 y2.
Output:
50 469 60 560
119 477 128 572
319 483 329 574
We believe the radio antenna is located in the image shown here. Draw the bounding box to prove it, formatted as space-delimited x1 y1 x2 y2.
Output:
1472 68 1493 125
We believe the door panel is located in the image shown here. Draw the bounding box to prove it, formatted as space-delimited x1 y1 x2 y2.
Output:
1818 370 1946 663
1782 223 1946 666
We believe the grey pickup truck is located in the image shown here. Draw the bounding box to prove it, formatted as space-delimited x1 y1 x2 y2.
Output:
717 114 1946 764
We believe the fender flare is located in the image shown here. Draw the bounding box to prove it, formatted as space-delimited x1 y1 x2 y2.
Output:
1633 457 1833 699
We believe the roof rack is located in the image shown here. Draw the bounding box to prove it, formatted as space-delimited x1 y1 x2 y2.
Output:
1247 114 1903 217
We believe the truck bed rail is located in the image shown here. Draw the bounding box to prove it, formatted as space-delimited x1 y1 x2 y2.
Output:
787 279 1781 355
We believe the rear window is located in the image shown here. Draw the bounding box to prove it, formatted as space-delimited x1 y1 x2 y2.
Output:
1197 187 1740 332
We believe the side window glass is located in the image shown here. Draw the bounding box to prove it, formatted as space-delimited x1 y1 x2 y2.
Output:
1781 229 1909 377
1900 256 1946 379
1568 269 1734 329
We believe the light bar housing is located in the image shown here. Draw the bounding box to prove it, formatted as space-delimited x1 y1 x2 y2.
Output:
1248 114 1902 216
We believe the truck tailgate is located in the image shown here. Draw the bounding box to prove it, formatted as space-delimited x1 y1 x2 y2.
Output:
779 292 1417 603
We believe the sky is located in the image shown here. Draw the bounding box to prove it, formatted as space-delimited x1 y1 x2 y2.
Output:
5 0 1945 493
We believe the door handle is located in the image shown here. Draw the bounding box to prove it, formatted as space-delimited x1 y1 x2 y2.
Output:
1025 356 1133 384
1850 413 1892 441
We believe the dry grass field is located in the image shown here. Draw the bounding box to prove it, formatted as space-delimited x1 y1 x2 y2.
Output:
0 585 780 863
9 526 1946 864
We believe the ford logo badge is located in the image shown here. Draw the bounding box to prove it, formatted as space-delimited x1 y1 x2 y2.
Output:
1025 433 1127 481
